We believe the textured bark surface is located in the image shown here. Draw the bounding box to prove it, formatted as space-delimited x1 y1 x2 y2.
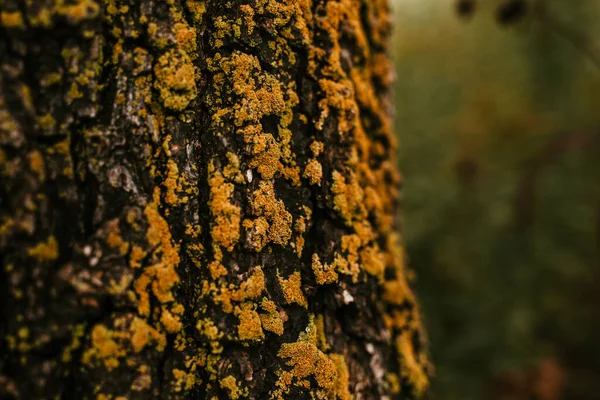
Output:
0 1 428 399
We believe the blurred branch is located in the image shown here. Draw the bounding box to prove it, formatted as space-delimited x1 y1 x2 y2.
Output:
535 0 600 69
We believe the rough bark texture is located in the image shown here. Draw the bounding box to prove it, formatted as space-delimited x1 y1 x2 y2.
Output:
0 1 428 399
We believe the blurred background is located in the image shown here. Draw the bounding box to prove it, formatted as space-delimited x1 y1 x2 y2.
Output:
391 0 600 399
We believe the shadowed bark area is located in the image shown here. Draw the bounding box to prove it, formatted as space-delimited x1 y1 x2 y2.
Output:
0 0 428 398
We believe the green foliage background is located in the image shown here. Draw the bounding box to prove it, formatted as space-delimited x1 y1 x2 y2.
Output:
391 1 600 399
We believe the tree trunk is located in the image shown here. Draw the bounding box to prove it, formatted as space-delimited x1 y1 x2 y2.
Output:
0 1 428 399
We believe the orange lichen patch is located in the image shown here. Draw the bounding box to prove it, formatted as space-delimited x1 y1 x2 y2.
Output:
386 309 412 331
82 324 127 371
62 324 86 363
55 0 100 24
18 85 33 112
278 271 307 308
0 11 24 28
208 164 240 252
316 79 359 135
163 160 183 206
129 246 147 269
235 303 264 342
385 373 401 395
259 298 284 336
130 317 166 353
311 254 338 285
172 368 197 393
210 282 234 313
154 49 197 111
303 159 322 185
220 375 243 400
232 267 265 301
360 245 385 280
27 235 59 262
143 199 181 304
160 308 183 333
330 354 352 400
222 152 245 183
293 213 309 257
382 277 412 307
196 318 224 354
108 274 134 295
331 171 367 225
309 141 324 157
186 0 206 24
37 114 56 130
106 220 130 256
28 150 45 181
396 331 429 396
208 258 227 280
174 22 197 54
248 180 292 247
209 51 285 126
277 341 337 394
243 217 269 252
239 4 256 33
134 273 153 317
247 132 283 180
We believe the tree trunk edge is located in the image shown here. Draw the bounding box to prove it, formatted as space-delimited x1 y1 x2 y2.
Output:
0 0 429 399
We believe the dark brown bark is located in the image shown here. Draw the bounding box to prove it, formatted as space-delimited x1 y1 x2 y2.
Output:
0 0 428 399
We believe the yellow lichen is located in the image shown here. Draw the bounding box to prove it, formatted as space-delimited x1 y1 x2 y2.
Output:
396 331 429 396
0 11 24 28
56 0 100 24
130 317 166 353
106 221 130 256
172 368 197 393
154 49 198 111
232 267 265 301
331 171 367 226
209 163 240 252
220 375 243 400
247 180 292 249
28 150 45 181
303 159 323 185
360 245 385 280
37 114 56 130
259 298 284 336
129 246 147 269
276 318 337 396
27 235 59 262
196 318 224 354
160 308 183 333
235 303 264 342
311 254 338 285
330 354 352 400
278 271 307 308
82 324 127 371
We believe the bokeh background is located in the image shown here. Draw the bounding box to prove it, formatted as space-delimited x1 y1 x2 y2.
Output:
391 1 600 399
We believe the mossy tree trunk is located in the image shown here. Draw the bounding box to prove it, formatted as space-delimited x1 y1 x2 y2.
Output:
0 0 428 399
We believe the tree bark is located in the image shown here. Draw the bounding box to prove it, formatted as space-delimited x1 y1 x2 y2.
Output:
0 0 428 399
